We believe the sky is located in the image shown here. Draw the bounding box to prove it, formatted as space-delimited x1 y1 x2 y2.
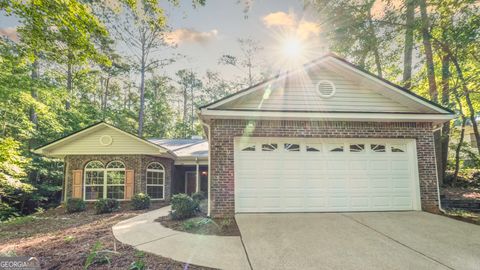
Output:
0 0 328 82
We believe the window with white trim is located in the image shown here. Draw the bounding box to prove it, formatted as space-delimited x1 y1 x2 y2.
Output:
146 162 165 200
370 144 386 152
85 161 104 200
391 144 406 153
349 144 365 152
262 143 278 151
84 160 126 201
328 144 344 152
106 161 125 200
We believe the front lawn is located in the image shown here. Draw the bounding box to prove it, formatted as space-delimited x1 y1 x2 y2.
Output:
0 202 212 269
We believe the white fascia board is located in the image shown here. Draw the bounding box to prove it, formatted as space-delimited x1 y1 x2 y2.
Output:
200 109 455 123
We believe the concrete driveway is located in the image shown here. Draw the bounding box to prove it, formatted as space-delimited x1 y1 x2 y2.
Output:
236 212 480 270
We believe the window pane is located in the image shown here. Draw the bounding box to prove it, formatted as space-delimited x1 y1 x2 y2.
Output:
350 144 365 152
107 171 125 185
147 186 163 199
85 186 103 200
391 145 406 153
284 143 300 152
85 161 104 169
147 162 164 170
328 144 344 152
106 161 125 169
241 145 255 151
147 171 164 185
107 186 124 199
85 171 104 185
306 145 321 152
262 143 277 151
371 144 386 152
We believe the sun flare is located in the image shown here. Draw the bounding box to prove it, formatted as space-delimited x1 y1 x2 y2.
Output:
282 37 304 59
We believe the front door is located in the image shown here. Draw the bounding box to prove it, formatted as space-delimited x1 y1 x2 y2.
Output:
185 171 196 195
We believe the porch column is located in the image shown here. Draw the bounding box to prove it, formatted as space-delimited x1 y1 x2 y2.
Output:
195 157 200 192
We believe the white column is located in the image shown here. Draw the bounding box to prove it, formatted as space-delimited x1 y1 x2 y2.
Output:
195 157 200 192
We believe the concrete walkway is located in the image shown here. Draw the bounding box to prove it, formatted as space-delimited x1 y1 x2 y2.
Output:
112 206 250 270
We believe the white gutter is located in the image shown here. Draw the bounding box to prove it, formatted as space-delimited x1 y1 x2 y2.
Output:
200 120 212 217
432 133 446 214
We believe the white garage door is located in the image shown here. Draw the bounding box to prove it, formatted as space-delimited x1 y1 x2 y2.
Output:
234 138 420 213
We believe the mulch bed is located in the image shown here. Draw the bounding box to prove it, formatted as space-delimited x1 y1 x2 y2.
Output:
0 202 214 269
156 215 241 237
441 187 480 200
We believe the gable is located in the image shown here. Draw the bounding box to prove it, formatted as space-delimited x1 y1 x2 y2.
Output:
217 66 420 113
200 54 454 123
34 123 171 158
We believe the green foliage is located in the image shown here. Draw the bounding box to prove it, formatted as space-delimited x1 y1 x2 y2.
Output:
191 191 205 202
94 199 120 214
64 235 76 243
129 251 146 270
170 194 198 220
131 193 151 210
84 241 110 269
65 198 86 213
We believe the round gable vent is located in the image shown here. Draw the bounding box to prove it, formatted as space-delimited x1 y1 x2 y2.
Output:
316 80 336 98
99 135 113 146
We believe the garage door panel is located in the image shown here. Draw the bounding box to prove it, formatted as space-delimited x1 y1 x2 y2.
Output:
235 138 418 213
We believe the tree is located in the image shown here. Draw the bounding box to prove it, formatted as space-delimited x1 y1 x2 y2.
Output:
176 69 202 137
218 38 264 87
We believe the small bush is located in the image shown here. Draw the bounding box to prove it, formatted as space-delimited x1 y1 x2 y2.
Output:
94 199 120 214
131 193 151 210
65 198 86 213
171 194 198 220
191 191 205 202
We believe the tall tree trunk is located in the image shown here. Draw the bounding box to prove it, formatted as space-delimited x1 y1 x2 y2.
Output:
30 57 39 129
440 53 451 184
451 56 480 153
403 0 415 89
418 0 438 102
138 64 146 137
103 77 110 112
183 85 188 126
367 1 383 77
453 115 466 186
190 85 194 133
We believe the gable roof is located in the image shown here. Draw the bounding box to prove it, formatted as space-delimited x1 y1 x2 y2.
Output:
33 122 175 158
149 138 208 158
199 53 454 123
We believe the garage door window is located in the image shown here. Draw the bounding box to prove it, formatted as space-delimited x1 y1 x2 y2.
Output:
349 144 365 152
328 144 344 152
391 144 406 153
262 143 278 151
306 144 321 152
284 143 300 152
371 144 386 152
241 145 256 151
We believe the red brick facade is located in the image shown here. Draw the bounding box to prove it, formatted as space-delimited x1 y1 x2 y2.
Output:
209 120 440 217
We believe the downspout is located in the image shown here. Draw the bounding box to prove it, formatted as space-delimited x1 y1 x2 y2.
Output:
200 120 212 217
432 124 446 214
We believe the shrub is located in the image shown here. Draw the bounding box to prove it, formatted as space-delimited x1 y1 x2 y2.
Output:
65 198 86 213
191 191 205 202
94 199 120 214
171 194 198 220
131 193 151 210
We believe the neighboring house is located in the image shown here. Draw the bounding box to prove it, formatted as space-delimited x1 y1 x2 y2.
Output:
35 54 454 217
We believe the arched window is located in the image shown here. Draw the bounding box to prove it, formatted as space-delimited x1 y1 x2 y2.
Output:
84 161 105 200
106 161 126 200
84 160 126 201
146 162 165 200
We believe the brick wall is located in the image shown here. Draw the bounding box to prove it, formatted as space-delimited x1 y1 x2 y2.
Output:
209 120 439 217
64 155 173 201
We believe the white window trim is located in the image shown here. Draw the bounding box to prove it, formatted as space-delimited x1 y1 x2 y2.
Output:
83 161 126 201
146 162 165 200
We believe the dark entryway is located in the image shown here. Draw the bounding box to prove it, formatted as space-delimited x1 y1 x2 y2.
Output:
173 165 208 196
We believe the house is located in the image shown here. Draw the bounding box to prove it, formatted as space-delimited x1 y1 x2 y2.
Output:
34 123 209 201
35 54 455 217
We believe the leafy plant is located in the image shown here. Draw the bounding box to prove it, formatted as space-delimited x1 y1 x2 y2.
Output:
94 199 120 214
65 198 86 213
129 251 146 270
191 191 205 202
84 241 111 269
170 194 198 220
131 193 151 210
